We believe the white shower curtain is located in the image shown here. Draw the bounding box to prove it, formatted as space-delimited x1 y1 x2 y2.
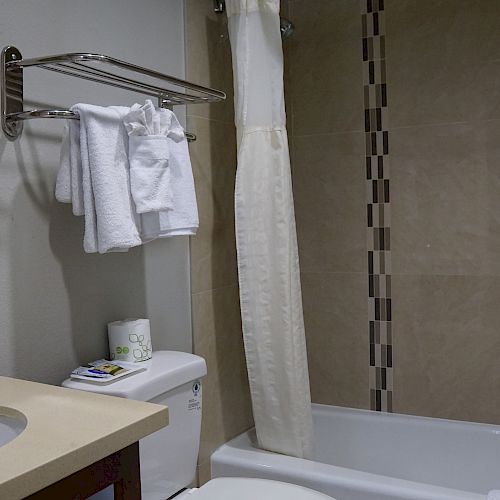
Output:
226 0 314 458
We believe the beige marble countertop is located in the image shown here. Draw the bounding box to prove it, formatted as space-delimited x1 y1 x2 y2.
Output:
0 376 168 499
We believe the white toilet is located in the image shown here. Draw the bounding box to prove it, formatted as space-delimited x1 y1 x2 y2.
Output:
62 351 333 500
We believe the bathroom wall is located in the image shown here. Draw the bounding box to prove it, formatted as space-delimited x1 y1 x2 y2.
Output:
185 0 254 484
286 0 500 424
285 0 369 410
0 0 191 384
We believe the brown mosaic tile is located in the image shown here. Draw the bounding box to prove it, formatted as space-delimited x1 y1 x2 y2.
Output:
362 0 392 412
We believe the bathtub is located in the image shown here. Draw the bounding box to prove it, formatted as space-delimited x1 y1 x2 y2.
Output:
211 404 500 500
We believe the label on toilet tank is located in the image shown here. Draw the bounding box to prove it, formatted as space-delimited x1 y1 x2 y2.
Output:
188 380 202 411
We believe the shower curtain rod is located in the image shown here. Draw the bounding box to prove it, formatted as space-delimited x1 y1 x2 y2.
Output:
1 46 226 141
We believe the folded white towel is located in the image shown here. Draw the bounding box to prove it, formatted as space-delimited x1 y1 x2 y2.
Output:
141 132 199 238
124 99 185 138
56 104 142 253
123 101 198 237
488 491 500 500
123 100 186 214
128 135 173 213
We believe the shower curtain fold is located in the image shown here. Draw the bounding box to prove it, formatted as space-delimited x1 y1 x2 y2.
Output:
227 0 314 459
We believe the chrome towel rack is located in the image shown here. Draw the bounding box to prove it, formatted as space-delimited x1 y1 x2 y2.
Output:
1 46 226 142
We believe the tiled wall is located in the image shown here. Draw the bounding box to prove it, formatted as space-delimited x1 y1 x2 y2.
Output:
185 0 500 480
286 0 369 410
185 0 254 484
287 0 500 424
387 0 500 423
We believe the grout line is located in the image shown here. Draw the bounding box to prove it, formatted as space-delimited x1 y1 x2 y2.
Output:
390 272 500 278
300 271 367 275
186 113 235 126
387 121 469 131
293 129 365 138
191 282 238 297
387 117 500 131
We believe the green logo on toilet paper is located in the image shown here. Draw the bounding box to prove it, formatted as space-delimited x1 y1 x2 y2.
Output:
116 346 130 355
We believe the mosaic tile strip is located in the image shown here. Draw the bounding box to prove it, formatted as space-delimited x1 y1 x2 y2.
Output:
361 0 393 412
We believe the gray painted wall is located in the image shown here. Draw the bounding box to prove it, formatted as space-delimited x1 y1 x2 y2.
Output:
0 0 191 384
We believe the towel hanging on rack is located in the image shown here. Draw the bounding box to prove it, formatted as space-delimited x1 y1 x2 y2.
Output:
56 102 199 253
123 99 184 214
56 103 142 254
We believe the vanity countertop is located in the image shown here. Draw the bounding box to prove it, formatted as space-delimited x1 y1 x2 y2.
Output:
0 375 168 499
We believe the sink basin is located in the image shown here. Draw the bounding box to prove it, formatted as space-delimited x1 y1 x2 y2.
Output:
0 408 27 447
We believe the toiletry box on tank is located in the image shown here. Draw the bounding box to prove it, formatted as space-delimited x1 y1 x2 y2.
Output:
62 351 207 500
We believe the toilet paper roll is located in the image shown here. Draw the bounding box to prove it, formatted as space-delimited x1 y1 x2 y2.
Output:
108 318 152 363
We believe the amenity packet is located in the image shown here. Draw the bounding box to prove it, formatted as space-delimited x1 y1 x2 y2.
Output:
70 359 146 384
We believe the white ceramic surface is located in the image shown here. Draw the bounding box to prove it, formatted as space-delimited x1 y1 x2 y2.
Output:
0 410 26 448
212 404 499 500
63 351 207 500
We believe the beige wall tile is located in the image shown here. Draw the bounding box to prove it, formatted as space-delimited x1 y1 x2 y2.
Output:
286 0 500 426
287 0 364 135
188 117 238 293
302 272 369 409
288 1 367 412
192 285 254 466
386 0 500 63
293 132 366 274
186 0 253 473
198 462 212 486
386 0 500 127
185 0 234 124
197 460 212 486
391 122 500 276
393 274 500 424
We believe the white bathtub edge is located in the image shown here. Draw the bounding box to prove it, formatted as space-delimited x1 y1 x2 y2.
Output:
211 426 485 500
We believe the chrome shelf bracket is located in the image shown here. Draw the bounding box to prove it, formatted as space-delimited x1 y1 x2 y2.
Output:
2 46 24 140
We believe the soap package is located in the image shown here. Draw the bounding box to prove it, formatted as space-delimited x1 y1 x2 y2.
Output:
108 318 152 363
70 359 147 384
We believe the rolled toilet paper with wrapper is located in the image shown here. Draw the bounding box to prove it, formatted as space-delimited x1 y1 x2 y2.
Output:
108 319 152 362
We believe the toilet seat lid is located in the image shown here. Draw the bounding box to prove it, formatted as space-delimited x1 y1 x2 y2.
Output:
193 477 334 500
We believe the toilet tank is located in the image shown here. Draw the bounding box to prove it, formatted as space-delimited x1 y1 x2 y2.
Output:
62 351 207 500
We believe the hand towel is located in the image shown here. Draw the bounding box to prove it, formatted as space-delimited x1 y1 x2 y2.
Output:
141 133 199 238
122 100 185 214
55 104 142 253
123 101 199 237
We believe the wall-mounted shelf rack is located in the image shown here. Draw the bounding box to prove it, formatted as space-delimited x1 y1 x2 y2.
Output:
1 46 226 142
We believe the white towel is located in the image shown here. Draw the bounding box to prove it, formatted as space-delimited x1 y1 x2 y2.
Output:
56 104 142 253
56 121 83 214
128 136 173 213
123 100 184 214
488 491 500 500
123 101 199 237
141 134 199 238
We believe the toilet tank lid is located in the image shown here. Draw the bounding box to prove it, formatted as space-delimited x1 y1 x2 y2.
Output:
61 351 207 402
